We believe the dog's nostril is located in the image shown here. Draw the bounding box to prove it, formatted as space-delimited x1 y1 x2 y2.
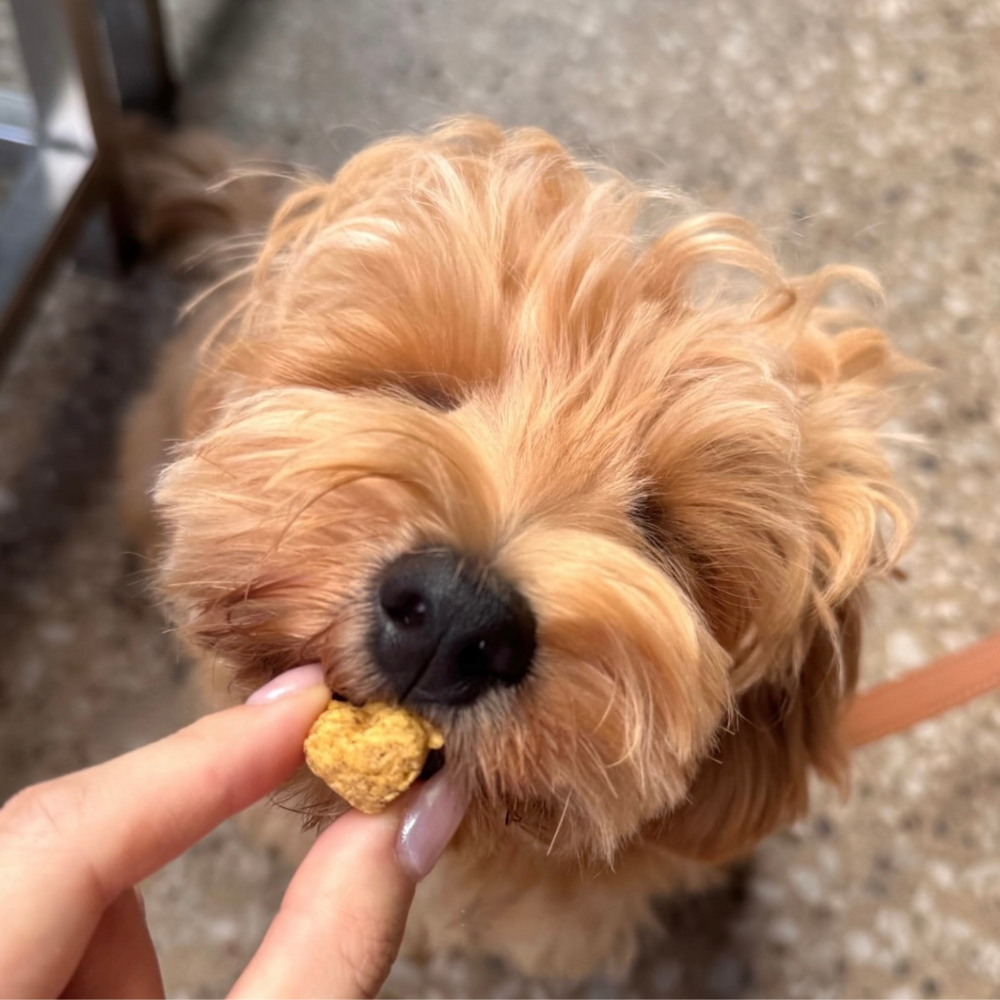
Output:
457 637 492 676
379 584 428 628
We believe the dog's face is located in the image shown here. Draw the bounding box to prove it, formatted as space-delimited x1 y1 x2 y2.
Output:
156 121 912 864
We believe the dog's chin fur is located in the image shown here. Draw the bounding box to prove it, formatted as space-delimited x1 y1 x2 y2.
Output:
120 117 915 977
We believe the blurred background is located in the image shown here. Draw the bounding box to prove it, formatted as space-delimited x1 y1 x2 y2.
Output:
0 1 997 997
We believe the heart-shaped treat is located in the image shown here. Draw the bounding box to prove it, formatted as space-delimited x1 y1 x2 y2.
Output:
304 700 444 814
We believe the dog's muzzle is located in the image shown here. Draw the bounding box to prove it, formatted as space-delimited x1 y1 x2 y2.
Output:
369 548 537 707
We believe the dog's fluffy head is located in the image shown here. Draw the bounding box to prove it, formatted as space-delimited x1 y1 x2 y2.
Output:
155 119 913 865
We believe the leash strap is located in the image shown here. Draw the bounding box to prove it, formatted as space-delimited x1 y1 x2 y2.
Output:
842 631 1000 748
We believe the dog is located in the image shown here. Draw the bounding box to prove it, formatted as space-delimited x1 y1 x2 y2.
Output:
119 117 915 978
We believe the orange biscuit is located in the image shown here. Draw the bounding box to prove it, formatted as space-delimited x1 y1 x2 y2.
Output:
304 700 444 814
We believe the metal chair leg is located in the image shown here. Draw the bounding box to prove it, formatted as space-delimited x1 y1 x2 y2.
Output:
95 0 177 119
0 0 174 372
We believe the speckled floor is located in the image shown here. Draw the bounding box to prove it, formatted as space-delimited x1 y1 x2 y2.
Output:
1 1 998 997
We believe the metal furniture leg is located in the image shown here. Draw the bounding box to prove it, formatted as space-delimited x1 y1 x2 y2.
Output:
0 0 174 373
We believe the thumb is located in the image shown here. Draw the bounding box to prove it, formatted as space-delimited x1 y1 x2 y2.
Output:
229 770 467 1000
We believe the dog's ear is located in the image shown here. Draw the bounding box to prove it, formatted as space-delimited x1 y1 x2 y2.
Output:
655 316 915 863
654 597 861 862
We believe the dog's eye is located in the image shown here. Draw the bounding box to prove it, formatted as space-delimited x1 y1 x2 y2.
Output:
628 493 667 549
401 378 461 412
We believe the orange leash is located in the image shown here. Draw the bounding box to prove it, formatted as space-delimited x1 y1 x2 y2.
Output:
842 631 1000 748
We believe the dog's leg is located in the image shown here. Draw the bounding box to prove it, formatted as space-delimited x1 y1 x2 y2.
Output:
403 841 718 980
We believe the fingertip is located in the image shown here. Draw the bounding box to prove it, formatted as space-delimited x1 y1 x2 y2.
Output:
230 797 416 999
396 770 468 881
245 664 328 705
305 799 408 877
316 770 468 884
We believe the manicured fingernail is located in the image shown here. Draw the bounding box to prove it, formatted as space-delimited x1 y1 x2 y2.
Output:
396 769 468 881
246 664 327 704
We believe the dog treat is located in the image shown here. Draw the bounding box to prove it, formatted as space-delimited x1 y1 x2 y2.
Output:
304 700 444 814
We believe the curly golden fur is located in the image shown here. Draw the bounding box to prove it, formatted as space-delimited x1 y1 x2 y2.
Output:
120 118 914 977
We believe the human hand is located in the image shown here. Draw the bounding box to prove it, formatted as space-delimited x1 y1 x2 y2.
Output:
0 664 467 999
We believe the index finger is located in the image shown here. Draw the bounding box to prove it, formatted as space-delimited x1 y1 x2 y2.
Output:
0 667 329 999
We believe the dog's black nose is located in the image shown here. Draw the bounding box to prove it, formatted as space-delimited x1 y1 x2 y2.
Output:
370 549 536 706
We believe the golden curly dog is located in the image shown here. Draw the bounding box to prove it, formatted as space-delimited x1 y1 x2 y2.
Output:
120 118 914 978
